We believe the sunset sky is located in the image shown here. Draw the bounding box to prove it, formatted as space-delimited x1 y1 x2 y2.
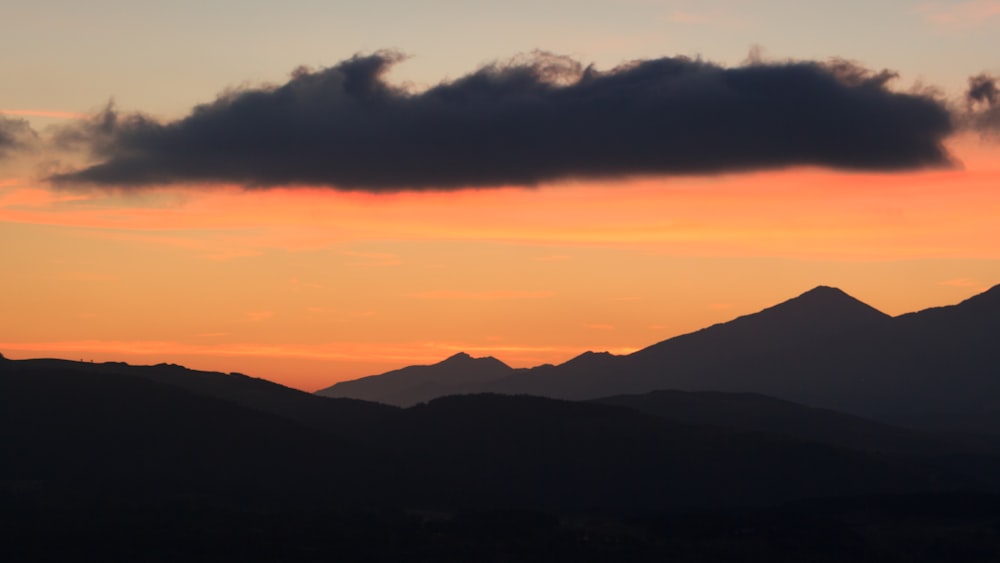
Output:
2 0 999 390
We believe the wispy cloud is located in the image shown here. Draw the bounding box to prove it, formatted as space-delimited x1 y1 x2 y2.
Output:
0 115 38 159
7 157 1000 262
0 339 637 386
667 10 713 24
666 9 750 28
962 74 1000 136
937 277 981 287
58 271 120 282
918 0 1000 30
534 254 571 262
340 250 402 266
0 185 94 209
0 109 88 120
411 290 554 300
0 339 412 362
244 311 274 322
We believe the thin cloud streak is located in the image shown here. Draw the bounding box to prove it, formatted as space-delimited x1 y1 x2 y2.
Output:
6 150 1000 261
0 338 635 387
665 9 751 29
412 290 555 300
1 109 88 120
918 0 1000 30
50 51 955 191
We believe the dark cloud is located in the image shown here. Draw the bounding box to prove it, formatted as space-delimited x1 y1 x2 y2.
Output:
965 73 1000 136
51 51 955 191
0 115 37 159
968 74 999 105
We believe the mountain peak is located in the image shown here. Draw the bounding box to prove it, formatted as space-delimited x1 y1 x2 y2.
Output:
564 350 616 364
317 351 513 405
442 352 474 363
736 285 890 331
788 285 871 309
765 285 887 318
800 285 848 297
437 352 511 369
438 352 506 366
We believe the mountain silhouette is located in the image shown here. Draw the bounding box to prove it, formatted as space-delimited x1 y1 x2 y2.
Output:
316 351 513 405
8 357 397 437
8 350 1000 561
859 283 1000 424
0 357 391 503
6 286 1000 561
592 390 953 455
358 393 976 511
322 284 1000 424
9 357 989 513
526 283 1000 418
484 285 893 401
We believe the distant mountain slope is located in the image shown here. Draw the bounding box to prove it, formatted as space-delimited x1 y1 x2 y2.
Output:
7 357 398 437
514 283 1000 416
627 285 893 377
4 358 998 515
0 359 386 502
360 393 977 511
316 352 514 406
867 284 1000 415
323 284 1000 420
488 285 895 401
592 390 952 455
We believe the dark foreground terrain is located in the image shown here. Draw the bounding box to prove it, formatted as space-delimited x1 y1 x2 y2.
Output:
4 331 1000 561
5 487 1000 562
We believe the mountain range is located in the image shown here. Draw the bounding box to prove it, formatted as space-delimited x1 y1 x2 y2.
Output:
317 285 1000 425
4 353 995 511
4 284 1000 560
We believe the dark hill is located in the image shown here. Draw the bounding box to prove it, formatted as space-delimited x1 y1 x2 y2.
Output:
317 352 514 406
880 284 1000 412
0 358 388 503
7 357 1000 561
8 358 985 514
11 357 398 437
592 390 951 455
360 393 975 511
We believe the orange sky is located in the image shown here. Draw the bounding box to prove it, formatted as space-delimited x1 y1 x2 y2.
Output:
2 1 999 392
1 135 998 390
